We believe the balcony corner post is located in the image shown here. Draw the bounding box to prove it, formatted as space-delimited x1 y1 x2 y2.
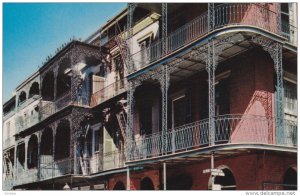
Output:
162 3 168 55
24 137 29 171
206 39 216 146
126 166 130 190
126 81 136 161
208 3 215 31
159 64 170 154
126 3 137 73
13 143 18 183
53 66 59 100
37 132 41 180
275 43 284 145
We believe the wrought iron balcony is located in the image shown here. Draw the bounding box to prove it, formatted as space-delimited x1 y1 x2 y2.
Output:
39 92 72 121
86 150 125 174
129 3 296 74
11 150 125 187
39 157 73 181
90 79 127 107
129 114 297 161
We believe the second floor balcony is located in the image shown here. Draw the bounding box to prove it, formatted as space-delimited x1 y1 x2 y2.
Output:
128 114 297 162
90 78 127 107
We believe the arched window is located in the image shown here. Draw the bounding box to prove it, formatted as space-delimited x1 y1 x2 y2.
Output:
42 72 54 101
209 167 236 190
113 181 125 190
56 58 71 98
27 135 38 169
18 91 27 105
17 143 25 167
40 128 53 156
54 120 70 160
29 82 40 98
140 177 154 190
283 167 297 190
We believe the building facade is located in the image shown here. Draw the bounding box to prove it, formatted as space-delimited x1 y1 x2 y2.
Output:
2 3 297 190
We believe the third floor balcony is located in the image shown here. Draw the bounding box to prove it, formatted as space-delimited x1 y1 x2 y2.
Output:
129 3 297 75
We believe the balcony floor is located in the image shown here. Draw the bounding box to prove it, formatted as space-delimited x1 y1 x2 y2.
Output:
126 143 297 167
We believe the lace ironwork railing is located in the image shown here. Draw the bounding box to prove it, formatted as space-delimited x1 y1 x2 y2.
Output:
129 3 296 74
130 114 297 161
86 150 125 174
90 79 127 107
39 157 72 181
39 92 72 121
21 149 126 183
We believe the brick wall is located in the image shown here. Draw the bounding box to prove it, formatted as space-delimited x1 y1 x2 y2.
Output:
107 151 296 190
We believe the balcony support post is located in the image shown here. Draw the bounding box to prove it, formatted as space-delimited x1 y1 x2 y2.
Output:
163 162 167 190
13 144 17 182
159 64 170 154
208 3 215 31
210 151 215 190
127 3 137 72
53 66 59 100
274 43 284 144
162 3 168 55
52 123 57 178
37 132 41 180
206 39 216 146
126 166 130 190
127 81 136 161
24 137 29 171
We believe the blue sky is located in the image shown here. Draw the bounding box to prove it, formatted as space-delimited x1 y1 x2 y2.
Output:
3 3 126 102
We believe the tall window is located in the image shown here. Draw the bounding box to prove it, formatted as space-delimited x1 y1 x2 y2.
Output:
284 80 297 118
138 36 152 64
114 55 124 88
139 104 152 136
93 127 101 153
215 78 230 116
172 92 192 128
281 3 290 35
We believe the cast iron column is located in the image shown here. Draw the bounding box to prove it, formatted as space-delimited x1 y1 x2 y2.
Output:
126 81 136 161
206 39 216 146
162 3 168 55
159 64 170 154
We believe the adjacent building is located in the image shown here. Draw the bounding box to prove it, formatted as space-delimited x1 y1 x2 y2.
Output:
2 3 297 190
